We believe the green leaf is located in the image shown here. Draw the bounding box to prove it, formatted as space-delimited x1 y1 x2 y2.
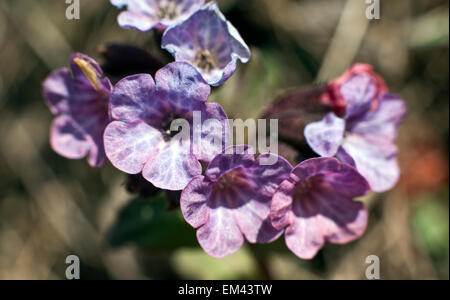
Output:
108 194 198 251
413 189 449 260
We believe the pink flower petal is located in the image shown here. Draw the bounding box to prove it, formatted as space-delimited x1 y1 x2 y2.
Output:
304 113 346 157
110 74 166 126
196 205 244 258
342 134 400 193
104 120 164 174
50 115 91 160
142 139 202 190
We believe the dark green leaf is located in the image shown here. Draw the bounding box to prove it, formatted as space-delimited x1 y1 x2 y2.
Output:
108 194 198 251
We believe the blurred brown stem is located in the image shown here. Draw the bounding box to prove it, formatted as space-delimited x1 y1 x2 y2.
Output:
249 245 272 280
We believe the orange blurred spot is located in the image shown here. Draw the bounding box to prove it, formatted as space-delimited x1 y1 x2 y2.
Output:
399 144 449 196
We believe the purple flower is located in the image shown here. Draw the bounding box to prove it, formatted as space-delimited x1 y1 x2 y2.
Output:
104 62 230 191
110 0 205 32
162 1 251 86
180 146 292 258
305 73 407 192
42 53 113 167
270 158 370 260
319 64 388 117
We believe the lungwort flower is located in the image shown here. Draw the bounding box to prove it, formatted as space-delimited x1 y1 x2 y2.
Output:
319 63 388 118
43 53 112 167
305 64 407 192
162 1 251 86
110 0 205 32
270 158 370 259
180 146 292 258
104 62 230 191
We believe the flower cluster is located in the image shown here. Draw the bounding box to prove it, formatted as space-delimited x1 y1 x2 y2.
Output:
181 147 370 259
42 3 406 260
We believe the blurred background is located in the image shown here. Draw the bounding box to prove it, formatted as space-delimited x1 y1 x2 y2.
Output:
0 0 448 280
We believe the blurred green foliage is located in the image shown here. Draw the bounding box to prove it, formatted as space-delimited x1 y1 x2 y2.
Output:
413 189 449 278
109 194 197 251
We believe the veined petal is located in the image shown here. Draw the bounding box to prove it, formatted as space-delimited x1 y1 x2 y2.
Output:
50 115 106 168
155 62 210 113
304 113 346 157
180 176 211 228
110 74 165 126
104 120 164 174
285 204 368 259
181 174 246 258
205 145 255 182
111 0 159 31
50 115 91 160
270 180 296 231
341 74 377 120
196 205 244 258
249 154 293 198
233 198 281 244
348 93 407 143
342 133 400 193
43 68 72 115
117 11 159 32
232 154 292 244
142 138 202 190
111 0 205 32
192 102 230 163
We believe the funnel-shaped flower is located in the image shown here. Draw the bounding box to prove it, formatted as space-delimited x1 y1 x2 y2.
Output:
110 0 205 32
271 158 370 259
162 1 251 86
104 62 230 190
305 65 407 192
181 146 292 258
42 53 112 167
